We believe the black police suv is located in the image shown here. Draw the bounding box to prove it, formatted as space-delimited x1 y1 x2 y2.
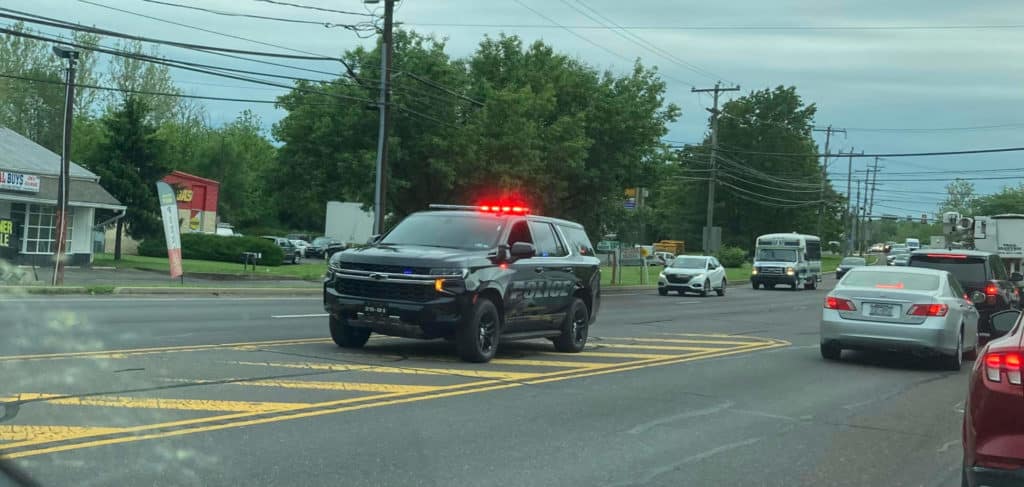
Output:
908 249 1023 343
323 205 602 363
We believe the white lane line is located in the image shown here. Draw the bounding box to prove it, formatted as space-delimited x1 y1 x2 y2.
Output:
627 401 734 434
271 313 329 319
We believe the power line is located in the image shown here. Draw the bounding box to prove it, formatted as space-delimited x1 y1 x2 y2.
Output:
249 0 377 17
554 0 695 85
138 0 374 31
0 26 376 104
510 0 633 64
832 167 1024 176
715 169 823 193
844 122 1024 133
716 178 827 204
403 22 1024 31
718 146 1024 158
0 8 341 60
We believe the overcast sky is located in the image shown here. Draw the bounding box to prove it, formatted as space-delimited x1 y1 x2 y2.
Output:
7 0 1024 216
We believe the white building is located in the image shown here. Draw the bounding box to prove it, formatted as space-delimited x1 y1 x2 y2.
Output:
0 127 125 266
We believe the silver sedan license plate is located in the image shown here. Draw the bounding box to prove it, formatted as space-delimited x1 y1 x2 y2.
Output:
869 303 896 317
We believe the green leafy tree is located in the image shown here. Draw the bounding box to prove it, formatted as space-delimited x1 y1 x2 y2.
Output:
85 97 168 259
105 40 182 125
939 178 977 216
974 184 1024 215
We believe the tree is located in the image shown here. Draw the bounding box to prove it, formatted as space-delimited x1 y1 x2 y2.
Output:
662 86 833 250
939 178 977 216
105 40 182 125
974 184 1024 215
84 97 168 259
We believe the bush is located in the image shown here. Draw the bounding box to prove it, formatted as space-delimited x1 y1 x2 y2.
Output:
139 234 285 266
717 246 747 268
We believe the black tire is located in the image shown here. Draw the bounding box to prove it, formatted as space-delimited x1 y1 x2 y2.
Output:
456 297 500 363
329 315 371 348
942 329 964 371
821 343 841 361
751 281 760 290
791 280 800 291
292 254 300 265
700 280 710 297
716 279 726 296
658 288 668 296
554 298 589 353
804 279 817 290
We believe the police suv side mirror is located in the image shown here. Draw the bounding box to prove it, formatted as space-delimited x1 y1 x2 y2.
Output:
368 234 382 244
510 242 536 259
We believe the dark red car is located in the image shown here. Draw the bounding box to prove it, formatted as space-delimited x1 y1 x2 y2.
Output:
963 309 1024 486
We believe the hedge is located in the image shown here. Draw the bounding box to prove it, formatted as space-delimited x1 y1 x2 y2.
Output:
138 234 284 266
716 246 748 268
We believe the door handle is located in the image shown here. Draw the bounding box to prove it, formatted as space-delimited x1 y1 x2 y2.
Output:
534 267 545 274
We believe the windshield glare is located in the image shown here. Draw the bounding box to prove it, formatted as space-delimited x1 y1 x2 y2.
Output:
757 249 797 261
671 257 707 269
841 270 940 290
380 214 503 250
841 257 866 266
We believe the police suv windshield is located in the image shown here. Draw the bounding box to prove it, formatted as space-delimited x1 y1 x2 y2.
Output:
757 249 797 261
380 213 503 250
671 257 707 269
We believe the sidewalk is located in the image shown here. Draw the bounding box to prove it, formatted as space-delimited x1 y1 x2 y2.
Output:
7 266 322 289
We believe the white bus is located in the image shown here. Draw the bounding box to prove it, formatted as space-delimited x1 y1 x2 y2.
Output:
751 233 823 290
905 238 921 251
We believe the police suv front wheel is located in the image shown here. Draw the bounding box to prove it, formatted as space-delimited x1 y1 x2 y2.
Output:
329 315 371 348
456 298 500 363
554 298 589 353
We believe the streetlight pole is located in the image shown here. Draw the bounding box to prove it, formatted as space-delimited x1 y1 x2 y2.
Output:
52 45 78 286
367 0 396 236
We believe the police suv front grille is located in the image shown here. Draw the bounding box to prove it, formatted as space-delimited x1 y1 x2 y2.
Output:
336 278 436 302
337 262 431 275
667 275 691 284
760 267 784 276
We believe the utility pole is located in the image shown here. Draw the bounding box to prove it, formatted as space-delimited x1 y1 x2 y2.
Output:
691 82 740 253
866 157 881 248
813 125 846 236
52 45 78 286
841 148 853 255
853 179 861 254
370 0 396 235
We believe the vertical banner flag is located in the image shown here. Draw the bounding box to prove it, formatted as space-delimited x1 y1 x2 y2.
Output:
156 181 183 279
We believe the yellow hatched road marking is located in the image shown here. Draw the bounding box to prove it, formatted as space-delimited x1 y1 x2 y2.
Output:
4 393 307 413
0 337 332 362
603 337 773 346
0 425 129 442
2 339 790 459
231 361 542 380
543 351 678 360
236 380 440 394
598 343 721 352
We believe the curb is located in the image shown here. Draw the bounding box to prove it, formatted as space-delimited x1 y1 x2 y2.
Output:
112 287 322 296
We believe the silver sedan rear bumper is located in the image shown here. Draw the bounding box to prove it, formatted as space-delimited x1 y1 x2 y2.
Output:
820 310 959 355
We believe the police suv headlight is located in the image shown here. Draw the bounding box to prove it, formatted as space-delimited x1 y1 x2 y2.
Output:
430 268 468 278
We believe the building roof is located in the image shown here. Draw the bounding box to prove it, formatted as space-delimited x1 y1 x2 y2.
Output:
0 175 124 210
0 127 97 180
164 170 220 187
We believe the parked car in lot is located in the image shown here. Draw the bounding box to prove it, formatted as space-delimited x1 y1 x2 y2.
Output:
646 251 675 266
290 239 311 258
658 256 727 297
820 266 979 370
836 256 867 280
262 236 302 264
962 309 1024 487
304 236 339 259
908 250 1022 344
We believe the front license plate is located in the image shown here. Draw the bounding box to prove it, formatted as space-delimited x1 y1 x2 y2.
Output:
363 303 388 319
869 303 896 317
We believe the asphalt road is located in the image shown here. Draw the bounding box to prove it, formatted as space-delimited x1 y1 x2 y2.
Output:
1 278 968 487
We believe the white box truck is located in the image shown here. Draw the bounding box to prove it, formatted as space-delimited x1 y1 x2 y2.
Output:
325 201 374 245
974 214 1024 274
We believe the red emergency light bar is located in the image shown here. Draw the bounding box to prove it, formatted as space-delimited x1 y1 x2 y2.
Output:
478 205 530 214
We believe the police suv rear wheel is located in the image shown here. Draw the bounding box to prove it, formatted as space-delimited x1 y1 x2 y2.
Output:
554 298 589 353
329 315 370 348
456 298 500 363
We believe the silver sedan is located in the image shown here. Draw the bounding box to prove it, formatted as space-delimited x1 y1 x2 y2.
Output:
820 266 980 370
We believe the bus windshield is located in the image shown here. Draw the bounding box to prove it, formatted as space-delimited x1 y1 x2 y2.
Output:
757 248 798 262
